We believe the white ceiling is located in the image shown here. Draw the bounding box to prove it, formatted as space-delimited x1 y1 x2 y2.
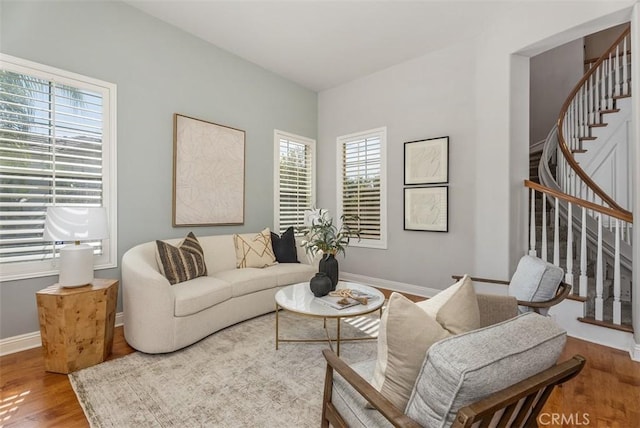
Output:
125 1 507 91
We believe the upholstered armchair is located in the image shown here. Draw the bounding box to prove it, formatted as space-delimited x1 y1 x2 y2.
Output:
453 255 571 315
321 276 585 428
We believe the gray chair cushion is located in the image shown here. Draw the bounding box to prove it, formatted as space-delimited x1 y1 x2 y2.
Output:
332 360 394 428
509 255 564 314
405 313 566 428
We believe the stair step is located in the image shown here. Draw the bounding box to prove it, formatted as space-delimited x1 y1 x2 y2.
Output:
612 94 631 100
578 136 596 141
588 123 608 128
572 149 588 154
600 108 620 115
577 317 634 333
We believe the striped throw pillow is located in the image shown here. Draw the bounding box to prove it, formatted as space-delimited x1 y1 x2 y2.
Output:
156 232 208 285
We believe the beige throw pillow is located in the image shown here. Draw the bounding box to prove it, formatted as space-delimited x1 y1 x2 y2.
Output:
416 275 481 334
371 292 451 411
233 228 277 268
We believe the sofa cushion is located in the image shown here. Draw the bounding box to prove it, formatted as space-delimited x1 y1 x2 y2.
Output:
212 268 278 297
265 263 315 286
156 232 208 285
416 275 481 334
405 313 566 426
233 228 277 268
173 276 232 317
333 360 394 428
271 227 299 263
509 255 564 314
371 293 451 410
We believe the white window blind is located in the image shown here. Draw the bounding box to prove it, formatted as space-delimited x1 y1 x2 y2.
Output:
0 54 117 280
274 130 315 234
337 127 387 249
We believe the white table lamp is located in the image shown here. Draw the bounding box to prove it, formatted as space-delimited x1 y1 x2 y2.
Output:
43 207 108 288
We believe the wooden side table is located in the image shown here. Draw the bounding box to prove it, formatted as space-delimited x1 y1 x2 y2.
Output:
36 278 118 374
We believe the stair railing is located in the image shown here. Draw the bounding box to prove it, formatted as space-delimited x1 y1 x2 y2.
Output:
526 180 632 327
556 25 631 216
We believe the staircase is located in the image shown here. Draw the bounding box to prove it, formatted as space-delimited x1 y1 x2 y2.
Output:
527 25 633 338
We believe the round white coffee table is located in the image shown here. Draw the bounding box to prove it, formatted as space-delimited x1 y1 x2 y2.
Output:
275 281 384 356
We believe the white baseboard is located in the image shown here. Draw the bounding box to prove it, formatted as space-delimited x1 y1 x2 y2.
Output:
340 272 439 298
0 312 124 357
630 343 640 362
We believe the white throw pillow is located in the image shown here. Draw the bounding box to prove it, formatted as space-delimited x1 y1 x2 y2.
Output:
416 275 481 334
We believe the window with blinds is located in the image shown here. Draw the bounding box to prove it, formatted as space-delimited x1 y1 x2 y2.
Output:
274 130 315 235
337 127 387 249
0 54 117 280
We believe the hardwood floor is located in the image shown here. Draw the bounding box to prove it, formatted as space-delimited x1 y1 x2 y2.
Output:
1 305 639 426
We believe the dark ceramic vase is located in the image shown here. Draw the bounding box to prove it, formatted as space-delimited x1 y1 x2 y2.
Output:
318 253 339 290
309 272 332 297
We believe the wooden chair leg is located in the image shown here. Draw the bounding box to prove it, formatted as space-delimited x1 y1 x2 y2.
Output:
321 362 334 428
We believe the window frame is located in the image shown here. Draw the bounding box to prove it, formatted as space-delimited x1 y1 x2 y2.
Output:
336 127 388 250
0 53 117 281
273 129 316 235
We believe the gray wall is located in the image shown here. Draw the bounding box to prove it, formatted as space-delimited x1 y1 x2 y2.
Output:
318 43 478 290
0 0 317 339
317 2 632 292
530 38 584 145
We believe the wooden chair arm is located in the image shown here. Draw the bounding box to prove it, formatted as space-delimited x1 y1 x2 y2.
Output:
452 276 572 312
451 275 510 285
517 282 572 310
322 349 421 428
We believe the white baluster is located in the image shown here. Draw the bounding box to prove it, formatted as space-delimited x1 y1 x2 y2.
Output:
623 36 629 95
579 207 588 297
583 86 588 136
613 219 621 324
568 104 574 151
541 195 548 262
529 189 536 257
595 214 604 321
577 89 583 138
601 63 607 111
588 73 594 124
594 63 600 118
607 53 613 109
553 197 560 266
614 43 621 97
565 203 574 286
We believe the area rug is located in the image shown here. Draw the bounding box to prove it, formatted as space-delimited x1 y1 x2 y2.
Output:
69 311 379 427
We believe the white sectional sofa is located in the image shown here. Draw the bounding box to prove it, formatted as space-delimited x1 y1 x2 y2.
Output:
122 233 316 353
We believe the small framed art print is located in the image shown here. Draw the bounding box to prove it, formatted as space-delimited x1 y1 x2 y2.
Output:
404 136 449 185
404 186 448 232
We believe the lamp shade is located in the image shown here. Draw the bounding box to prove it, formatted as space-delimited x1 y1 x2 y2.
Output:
43 207 108 243
43 207 108 288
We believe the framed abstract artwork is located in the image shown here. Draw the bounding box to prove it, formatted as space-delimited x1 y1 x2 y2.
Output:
173 114 245 226
404 186 448 232
404 136 449 185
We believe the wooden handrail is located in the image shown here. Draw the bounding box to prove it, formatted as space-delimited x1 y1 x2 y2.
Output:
584 50 632 66
525 180 633 223
556 25 631 214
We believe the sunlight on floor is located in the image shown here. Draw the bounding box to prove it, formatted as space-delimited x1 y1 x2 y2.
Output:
0 390 30 427
343 315 381 336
